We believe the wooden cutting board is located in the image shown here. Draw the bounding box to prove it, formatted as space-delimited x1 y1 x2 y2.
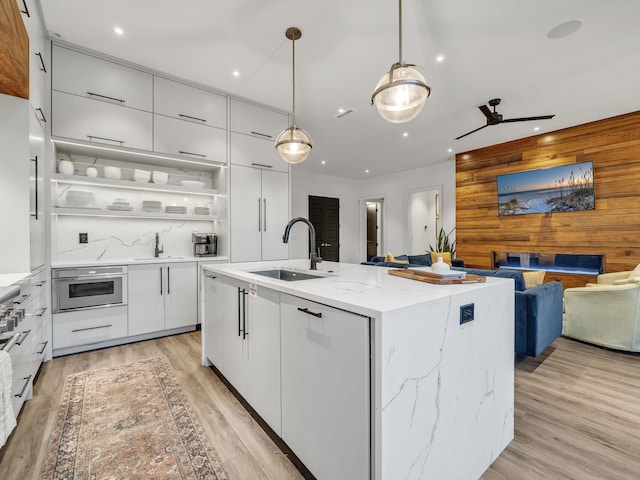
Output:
388 269 486 284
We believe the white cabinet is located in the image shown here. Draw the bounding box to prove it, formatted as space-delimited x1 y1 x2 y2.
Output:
230 132 288 172
20 0 49 129
230 98 289 140
52 305 128 352
154 76 227 129
230 165 289 263
128 262 197 336
52 90 153 150
213 276 282 434
153 114 226 162
29 111 45 270
203 273 224 368
52 45 153 111
280 294 371 480
0 94 30 274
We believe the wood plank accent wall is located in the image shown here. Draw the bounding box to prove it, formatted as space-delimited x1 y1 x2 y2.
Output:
0 0 29 99
456 111 640 289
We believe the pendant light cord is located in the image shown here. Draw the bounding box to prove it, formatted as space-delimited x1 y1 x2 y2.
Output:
398 0 403 64
291 35 296 126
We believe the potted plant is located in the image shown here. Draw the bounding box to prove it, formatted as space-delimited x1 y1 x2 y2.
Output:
429 227 456 258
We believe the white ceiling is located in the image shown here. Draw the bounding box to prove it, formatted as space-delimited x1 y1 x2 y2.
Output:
39 0 640 179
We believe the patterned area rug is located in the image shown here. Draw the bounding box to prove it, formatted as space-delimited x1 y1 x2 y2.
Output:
40 356 227 480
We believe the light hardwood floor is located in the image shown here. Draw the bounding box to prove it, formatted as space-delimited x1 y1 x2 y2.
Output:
1 332 639 480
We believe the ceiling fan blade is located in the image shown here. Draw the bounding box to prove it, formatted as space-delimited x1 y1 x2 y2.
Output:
478 104 493 121
455 124 488 140
501 114 555 123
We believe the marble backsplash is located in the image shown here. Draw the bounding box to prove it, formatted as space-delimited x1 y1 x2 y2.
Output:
53 216 221 263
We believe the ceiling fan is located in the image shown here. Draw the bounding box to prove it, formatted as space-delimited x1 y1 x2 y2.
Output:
455 98 555 140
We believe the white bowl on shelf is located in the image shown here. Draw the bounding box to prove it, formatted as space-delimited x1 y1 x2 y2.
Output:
180 180 206 188
152 171 168 185
104 166 122 180
134 169 151 183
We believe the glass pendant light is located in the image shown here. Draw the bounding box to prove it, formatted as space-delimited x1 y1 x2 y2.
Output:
371 0 431 124
276 27 312 164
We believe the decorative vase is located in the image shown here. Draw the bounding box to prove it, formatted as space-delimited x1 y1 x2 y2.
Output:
431 255 451 274
86 166 98 178
58 159 74 175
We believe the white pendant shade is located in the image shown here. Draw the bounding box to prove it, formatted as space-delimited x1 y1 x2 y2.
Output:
372 64 430 123
276 126 312 164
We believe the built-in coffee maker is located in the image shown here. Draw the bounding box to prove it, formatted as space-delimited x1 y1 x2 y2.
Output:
192 233 218 257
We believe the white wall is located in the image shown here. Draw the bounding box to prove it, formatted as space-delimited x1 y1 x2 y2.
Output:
357 159 456 259
290 158 456 264
289 169 360 264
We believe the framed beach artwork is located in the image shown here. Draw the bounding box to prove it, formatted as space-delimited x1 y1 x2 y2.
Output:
496 161 595 216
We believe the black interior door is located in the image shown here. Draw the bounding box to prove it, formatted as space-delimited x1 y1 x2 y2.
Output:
308 196 339 262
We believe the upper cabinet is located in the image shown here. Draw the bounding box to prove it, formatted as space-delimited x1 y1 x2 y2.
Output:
230 98 289 140
154 76 227 129
52 45 153 111
52 90 153 151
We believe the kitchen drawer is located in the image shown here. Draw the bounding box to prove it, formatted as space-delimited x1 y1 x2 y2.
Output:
52 45 152 112
53 306 128 350
230 99 289 140
230 132 289 172
153 114 226 163
52 90 153 150
9 330 33 417
154 76 227 129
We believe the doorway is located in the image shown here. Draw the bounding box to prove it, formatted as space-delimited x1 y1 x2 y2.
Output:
308 196 340 262
366 201 382 260
408 188 440 254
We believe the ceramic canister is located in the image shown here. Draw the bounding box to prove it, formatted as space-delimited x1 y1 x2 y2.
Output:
58 159 74 175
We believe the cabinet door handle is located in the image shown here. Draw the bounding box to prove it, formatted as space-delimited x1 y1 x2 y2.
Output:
35 108 47 123
204 273 216 279
263 199 267 232
16 330 31 345
37 340 48 355
178 150 207 158
14 294 29 305
297 307 322 318
36 52 46 72
30 156 38 219
19 0 30 17
250 131 272 139
87 135 124 146
178 113 207 123
71 325 112 333
167 266 170 294
160 267 163 295
237 288 242 337
242 290 249 339
15 375 32 398
86 91 125 104
257 198 262 232
34 280 47 287
251 163 273 169
35 307 47 317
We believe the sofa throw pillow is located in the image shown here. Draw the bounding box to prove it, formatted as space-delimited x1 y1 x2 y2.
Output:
523 270 546 289
384 252 409 264
430 251 452 266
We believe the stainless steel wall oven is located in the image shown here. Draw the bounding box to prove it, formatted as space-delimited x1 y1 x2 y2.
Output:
52 266 128 313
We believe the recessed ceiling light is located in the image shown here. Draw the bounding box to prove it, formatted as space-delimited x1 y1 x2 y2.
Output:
403 132 409 137
448 148 453 153
547 19 583 39
321 160 326 165
232 70 240 77
365 169 370 174
114 26 124 35
436 55 445 63
533 127 540 131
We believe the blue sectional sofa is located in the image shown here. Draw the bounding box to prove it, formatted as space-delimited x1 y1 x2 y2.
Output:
454 267 563 357
361 253 465 269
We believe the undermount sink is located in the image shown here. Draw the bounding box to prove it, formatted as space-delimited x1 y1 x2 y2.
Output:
133 256 185 260
249 269 327 281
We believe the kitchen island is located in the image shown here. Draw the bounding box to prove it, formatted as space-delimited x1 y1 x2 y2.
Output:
202 259 514 480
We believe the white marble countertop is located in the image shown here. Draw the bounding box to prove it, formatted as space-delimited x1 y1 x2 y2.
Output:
52 256 228 268
203 259 512 317
0 272 31 288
